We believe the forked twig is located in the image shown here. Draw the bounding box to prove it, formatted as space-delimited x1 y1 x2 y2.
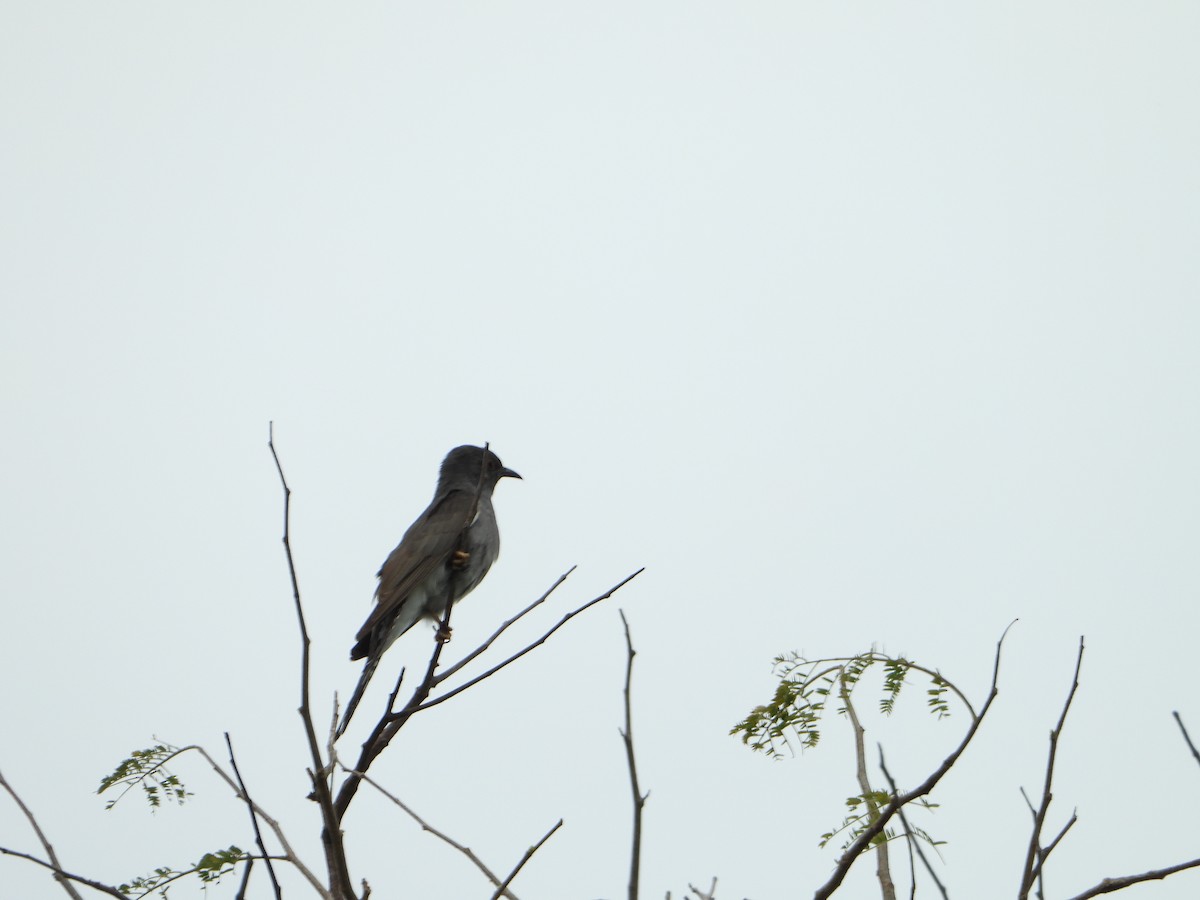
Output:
1018 637 1085 899
0 768 86 900
345 767 521 900
489 820 563 900
878 751 949 900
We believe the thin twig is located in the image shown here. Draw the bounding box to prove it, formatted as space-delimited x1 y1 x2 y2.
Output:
0 845 124 899
840 682 894 899
435 567 576 684
1172 712 1200 771
334 569 642 820
189 744 327 896
812 623 1014 900
225 732 282 899
415 569 645 714
0 768 86 900
490 820 563 900
1063 857 1200 899
1017 636 1085 900
1031 811 1077 893
270 423 355 899
619 610 648 900
345 766 520 900
878 751 949 900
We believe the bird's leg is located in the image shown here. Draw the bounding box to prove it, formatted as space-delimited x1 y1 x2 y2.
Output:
450 549 470 568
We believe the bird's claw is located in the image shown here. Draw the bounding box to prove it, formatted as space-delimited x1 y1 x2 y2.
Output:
450 549 470 568
435 624 453 643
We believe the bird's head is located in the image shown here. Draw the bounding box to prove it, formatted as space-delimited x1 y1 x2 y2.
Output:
440 444 521 490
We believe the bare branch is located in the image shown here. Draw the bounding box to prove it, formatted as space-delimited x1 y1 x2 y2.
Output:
0 844 124 899
619 610 648 900
0 768 86 900
345 766 520 900
1017 636 1085 900
435 567 576 684
334 568 642 821
188 744 327 896
1172 712 1200 772
812 623 1013 900
225 732 282 899
269 423 354 899
490 820 563 900
415 569 644 714
1063 857 1200 900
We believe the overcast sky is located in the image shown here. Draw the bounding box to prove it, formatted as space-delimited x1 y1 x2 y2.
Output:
3 3 1199 899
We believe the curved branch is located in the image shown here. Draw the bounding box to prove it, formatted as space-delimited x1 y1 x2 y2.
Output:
812 623 1013 900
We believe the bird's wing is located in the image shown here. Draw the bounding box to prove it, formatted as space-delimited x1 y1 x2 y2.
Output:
354 489 477 648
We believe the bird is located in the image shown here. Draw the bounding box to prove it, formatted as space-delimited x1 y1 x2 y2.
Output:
338 444 521 736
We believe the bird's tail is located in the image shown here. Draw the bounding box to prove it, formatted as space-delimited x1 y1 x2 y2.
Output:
337 656 379 738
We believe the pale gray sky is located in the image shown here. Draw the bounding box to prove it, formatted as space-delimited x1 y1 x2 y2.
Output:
2 3 1199 899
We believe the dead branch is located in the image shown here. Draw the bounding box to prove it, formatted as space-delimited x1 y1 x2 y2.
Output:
344 766 521 900
1017 636 1085 899
619 610 648 900
1063 857 1200 899
225 733 282 899
489 819 563 900
0 846 126 899
1172 712 1200 771
269 423 355 898
0 768 86 900
333 568 642 821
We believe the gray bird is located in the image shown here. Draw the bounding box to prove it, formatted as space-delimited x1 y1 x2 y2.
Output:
339 445 520 735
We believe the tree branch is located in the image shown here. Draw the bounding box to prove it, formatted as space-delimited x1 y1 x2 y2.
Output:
1063 857 1200 900
269 423 355 899
188 744 327 896
333 568 642 821
619 610 648 900
1172 711 1200 772
878 751 948 900
0 768 86 899
489 819 563 900
0 844 123 899
1017 636 1085 900
839 681 894 899
344 766 521 900
812 624 1012 900
224 732 282 899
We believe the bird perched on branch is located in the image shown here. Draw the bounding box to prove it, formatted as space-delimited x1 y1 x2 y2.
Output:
339 444 521 736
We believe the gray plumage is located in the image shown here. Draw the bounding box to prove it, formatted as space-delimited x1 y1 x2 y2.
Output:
339 445 520 735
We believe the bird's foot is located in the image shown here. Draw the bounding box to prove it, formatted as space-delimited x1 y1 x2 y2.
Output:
450 549 470 568
435 624 453 643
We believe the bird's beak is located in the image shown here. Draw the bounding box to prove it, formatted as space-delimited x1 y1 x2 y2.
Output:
500 467 522 480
